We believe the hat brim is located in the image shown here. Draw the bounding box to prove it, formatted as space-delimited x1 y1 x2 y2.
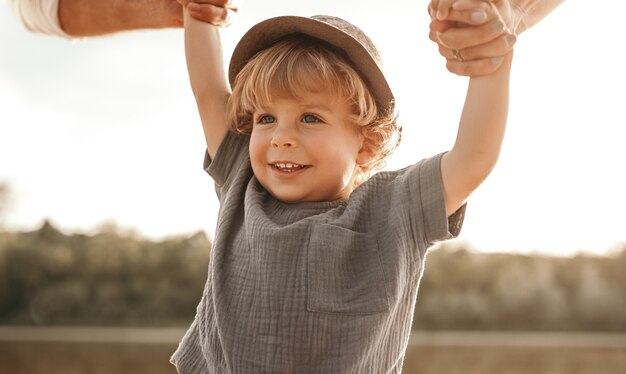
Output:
228 16 394 111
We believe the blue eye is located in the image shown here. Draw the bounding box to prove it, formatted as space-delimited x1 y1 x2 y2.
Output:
256 115 275 124
302 114 321 123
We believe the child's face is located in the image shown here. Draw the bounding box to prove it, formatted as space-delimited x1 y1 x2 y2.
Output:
249 90 370 203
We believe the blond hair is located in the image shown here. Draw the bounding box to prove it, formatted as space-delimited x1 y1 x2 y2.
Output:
227 36 401 184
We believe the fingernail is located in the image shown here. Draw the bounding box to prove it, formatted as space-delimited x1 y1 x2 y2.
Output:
490 20 504 32
490 56 504 65
506 34 517 46
436 10 445 20
471 10 487 23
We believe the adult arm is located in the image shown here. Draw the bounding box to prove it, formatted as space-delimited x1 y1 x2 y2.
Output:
9 0 182 38
507 0 566 34
58 0 183 37
433 0 566 35
9 0 69 37
10 0 231 38
183 1 233 159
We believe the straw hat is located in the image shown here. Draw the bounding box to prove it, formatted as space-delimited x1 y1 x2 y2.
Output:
228 15 394 111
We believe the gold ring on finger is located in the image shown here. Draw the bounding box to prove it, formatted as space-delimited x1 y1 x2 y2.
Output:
452 49 464 62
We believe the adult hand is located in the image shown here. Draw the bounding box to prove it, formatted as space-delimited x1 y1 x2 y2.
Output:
428 0 519 76
179 0 239 27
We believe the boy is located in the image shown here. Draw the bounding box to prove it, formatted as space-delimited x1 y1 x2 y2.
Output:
172 0 512 372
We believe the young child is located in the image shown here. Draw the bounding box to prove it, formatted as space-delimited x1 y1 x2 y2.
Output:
172 0 512 372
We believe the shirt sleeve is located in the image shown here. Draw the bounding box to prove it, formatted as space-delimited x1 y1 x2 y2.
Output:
204 129 251 190
9 0 70 38
416 152 466 245
360 152 465 256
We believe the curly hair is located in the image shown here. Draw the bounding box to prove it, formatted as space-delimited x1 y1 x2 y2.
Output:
227 36 401 185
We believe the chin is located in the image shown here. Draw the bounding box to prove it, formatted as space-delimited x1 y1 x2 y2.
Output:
268 189 306 203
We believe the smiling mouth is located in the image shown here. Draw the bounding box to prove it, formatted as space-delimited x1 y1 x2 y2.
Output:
272 162 308 173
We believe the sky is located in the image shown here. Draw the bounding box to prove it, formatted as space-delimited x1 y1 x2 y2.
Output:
1 0 625 256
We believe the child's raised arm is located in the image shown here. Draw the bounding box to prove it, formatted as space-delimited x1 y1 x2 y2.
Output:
182 0 234 159
439 2 513 216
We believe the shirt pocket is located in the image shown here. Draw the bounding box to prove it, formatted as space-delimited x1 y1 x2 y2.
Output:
307 224 389 314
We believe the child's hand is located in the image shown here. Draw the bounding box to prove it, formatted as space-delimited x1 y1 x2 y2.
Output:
428 0 516 76
178 0 239 27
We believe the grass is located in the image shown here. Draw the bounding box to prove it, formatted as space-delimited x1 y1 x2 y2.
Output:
403 345 626 374
1 340 625 373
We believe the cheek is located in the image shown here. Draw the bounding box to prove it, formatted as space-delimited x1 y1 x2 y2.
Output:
334 131 364 160
248 133 265 165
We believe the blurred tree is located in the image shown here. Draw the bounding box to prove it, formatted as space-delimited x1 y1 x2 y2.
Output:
414 243 626 332
2 227 624 330
0 182 11 230
0 221 211 326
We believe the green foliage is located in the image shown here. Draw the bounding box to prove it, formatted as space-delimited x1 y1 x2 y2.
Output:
414 243 626 331
2 222 625 331
0 221 210 326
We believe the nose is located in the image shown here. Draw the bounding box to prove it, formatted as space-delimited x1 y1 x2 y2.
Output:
271 123 298 148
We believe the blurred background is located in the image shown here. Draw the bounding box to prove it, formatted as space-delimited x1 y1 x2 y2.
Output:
1 0 625 373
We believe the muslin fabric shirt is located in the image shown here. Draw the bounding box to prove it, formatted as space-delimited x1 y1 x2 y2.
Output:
8 0 70 38
171 130 465 373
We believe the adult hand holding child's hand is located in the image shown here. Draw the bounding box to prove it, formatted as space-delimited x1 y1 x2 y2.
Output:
428 0 518 76
179 0 239 27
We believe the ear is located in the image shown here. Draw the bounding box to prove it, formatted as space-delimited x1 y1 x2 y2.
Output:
356 140 376 166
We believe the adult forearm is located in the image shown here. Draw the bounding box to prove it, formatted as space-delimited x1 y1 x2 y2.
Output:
511 0 566 34
58 0 182 37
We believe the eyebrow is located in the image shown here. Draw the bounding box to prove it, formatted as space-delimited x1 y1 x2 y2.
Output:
254 96 340 114
299 103 334 113
254 104 333 113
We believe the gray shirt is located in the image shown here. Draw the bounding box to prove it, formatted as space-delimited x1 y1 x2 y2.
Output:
171 130 465 373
